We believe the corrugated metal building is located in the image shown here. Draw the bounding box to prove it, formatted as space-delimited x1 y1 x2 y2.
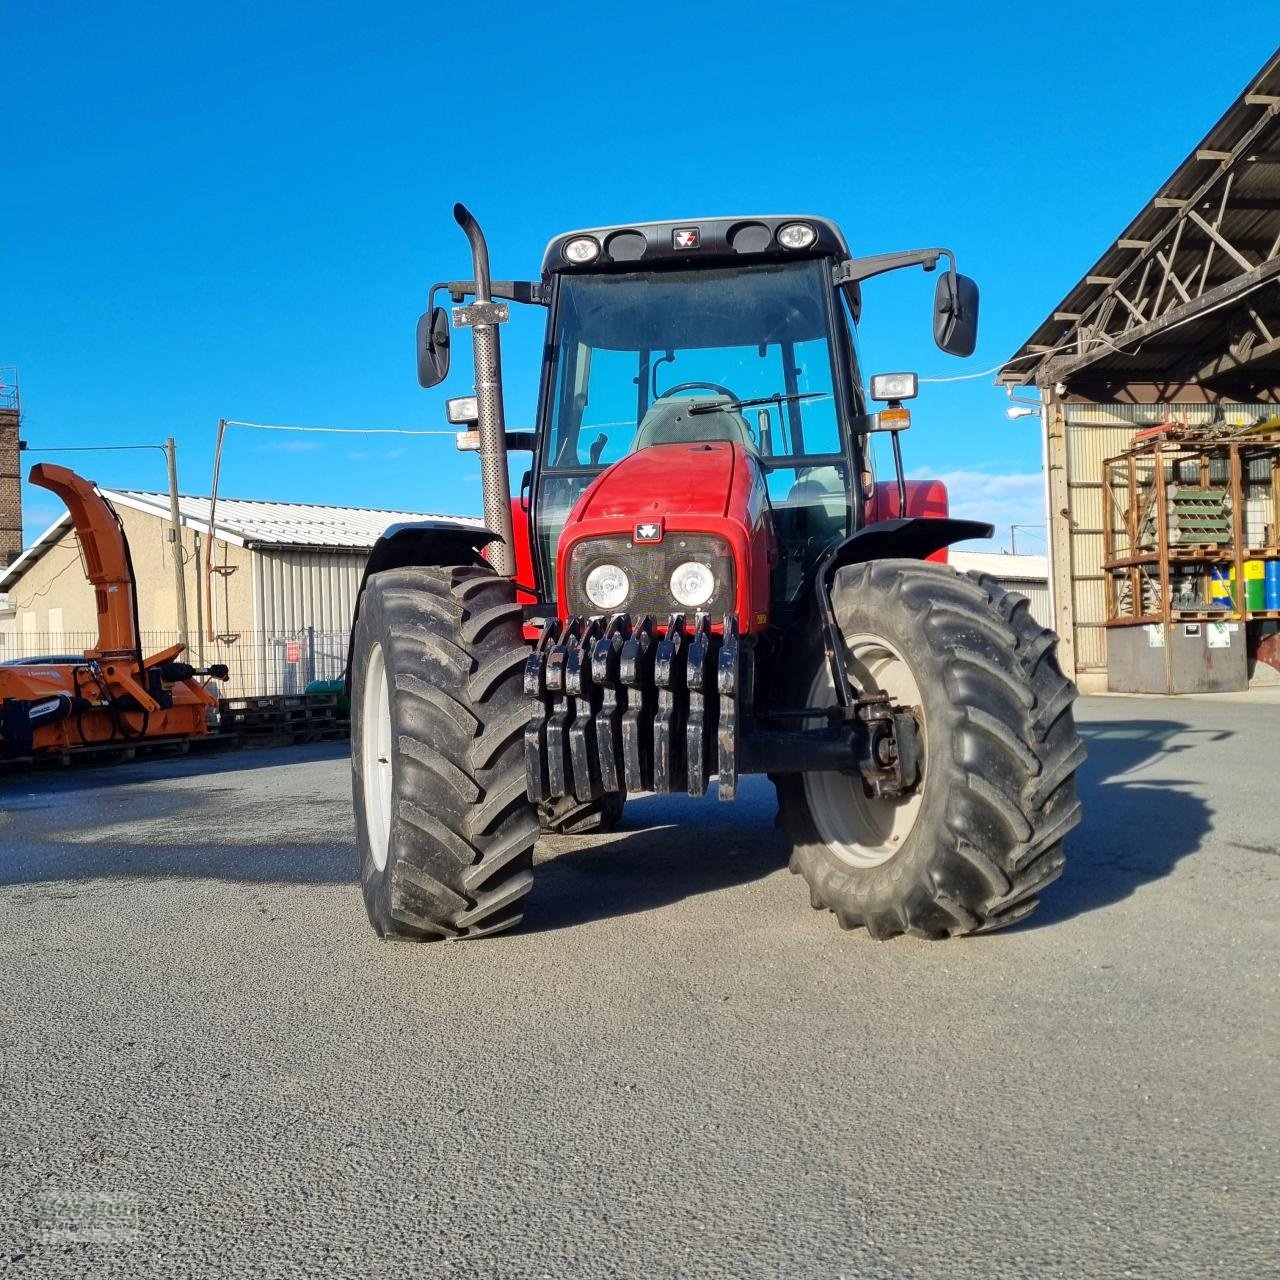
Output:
1001 52 1280 690
951 551 1051 629
0 491 478 695
139 491 482 643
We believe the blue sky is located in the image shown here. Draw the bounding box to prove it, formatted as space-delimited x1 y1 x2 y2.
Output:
3 3 1272 553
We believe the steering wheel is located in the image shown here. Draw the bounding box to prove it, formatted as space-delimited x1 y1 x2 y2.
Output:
658 380 742 406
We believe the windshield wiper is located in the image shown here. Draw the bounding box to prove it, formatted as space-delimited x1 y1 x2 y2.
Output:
688 391 826 415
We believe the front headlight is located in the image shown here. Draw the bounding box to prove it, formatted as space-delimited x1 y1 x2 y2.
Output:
670 561 716 608
585 562 630 610
567 534 735 619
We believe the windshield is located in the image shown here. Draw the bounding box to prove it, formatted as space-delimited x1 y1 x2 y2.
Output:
536 259 851 594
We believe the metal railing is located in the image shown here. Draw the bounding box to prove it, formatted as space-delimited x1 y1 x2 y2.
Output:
0 367 19 413
0 628 348 699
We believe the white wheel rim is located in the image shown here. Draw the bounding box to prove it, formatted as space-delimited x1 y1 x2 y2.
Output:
361 642 393 872
802 633 926 869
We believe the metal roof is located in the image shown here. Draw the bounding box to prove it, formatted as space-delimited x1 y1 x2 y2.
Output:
109 490 481 549
0 490 480 591
950 551 1048 581
1001 50 1280 402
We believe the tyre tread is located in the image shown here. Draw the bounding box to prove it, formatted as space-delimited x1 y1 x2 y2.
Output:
784 560 1084 940
350 563 538 941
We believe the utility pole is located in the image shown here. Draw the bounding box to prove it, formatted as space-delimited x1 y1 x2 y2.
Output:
165 437 190 652
193 532 204 667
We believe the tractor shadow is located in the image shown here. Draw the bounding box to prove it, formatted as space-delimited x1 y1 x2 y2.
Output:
1016 717 1222 930
0 720 1224 930
528 718 1223 934
526 778 789 932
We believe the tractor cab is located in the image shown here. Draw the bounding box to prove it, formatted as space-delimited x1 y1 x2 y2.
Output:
531 226 861 615
421 212 979 626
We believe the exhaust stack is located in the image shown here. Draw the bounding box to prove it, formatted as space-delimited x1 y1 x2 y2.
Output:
453 204 516 577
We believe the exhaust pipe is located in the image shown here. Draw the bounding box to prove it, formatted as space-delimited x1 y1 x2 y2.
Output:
454 203 516 577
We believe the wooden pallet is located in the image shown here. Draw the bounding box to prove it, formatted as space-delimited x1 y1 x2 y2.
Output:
219 694 308 717
1166 543 1230 557
217 695 349 747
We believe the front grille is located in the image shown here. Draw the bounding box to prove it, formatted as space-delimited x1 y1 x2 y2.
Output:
566 534 735 620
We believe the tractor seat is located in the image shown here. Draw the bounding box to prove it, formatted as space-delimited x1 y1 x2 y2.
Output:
633 396 755 452
781 467 848 541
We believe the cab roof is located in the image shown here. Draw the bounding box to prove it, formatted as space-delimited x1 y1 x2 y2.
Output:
541 215 850 276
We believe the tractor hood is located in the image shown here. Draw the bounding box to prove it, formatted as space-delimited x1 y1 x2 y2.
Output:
573 441 738 523
556 440 774 632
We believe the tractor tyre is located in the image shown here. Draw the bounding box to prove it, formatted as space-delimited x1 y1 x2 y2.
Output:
776 560 1084 940
350 563 539 940
538 791 626 836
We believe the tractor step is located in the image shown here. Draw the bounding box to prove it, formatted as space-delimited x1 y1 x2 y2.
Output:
523 612 745 803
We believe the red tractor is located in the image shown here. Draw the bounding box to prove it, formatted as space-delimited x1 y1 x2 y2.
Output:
347 207 1083 942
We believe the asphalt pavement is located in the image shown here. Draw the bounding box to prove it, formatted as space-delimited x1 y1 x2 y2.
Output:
0 693 1276 1279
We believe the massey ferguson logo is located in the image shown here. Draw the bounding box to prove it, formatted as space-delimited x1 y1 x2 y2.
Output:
634 521 663 543
672 227 700 250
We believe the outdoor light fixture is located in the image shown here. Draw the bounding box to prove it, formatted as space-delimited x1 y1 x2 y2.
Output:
446 395 479 424
777 222 817 250
870 372 919 402
562 236 601 265
1005 387 1042 420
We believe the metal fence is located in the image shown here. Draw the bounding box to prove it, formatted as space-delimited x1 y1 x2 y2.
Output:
0 629 349 699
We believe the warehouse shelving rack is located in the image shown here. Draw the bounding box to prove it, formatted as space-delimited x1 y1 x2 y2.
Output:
1102 430 1280 627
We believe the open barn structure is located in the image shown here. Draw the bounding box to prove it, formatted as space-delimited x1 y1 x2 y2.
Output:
1001 49 1280 692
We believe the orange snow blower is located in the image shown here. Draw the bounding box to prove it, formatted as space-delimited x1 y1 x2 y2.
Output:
0 463 227 758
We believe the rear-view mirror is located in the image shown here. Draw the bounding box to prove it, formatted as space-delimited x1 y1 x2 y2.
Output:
417 306 451 388
933 272 979 357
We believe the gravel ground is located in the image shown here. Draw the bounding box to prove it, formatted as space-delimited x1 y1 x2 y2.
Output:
0 693 1276 1279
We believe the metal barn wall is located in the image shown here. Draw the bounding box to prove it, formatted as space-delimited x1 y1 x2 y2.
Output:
1003 579 1051 631
250 547 366 634
951 552 1051 632
247 547 367 695
1056 401 1274 678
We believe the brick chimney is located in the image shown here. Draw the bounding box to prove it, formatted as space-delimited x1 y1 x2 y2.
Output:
0 369 22 566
